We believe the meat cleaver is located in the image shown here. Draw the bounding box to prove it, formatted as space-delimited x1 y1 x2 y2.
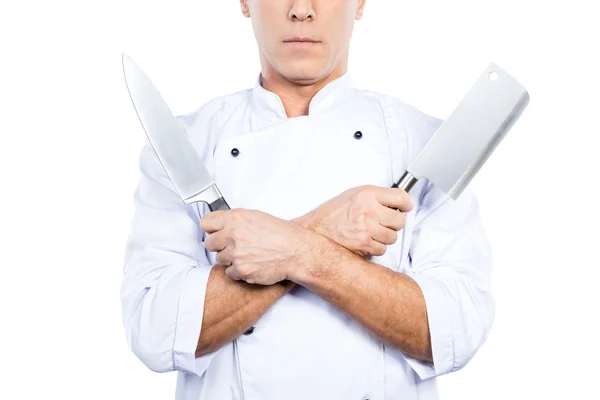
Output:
392 62 529 200
122 53 230 212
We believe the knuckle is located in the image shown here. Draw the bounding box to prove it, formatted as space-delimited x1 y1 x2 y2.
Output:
352 187 369 201
358 234 371 248
231 227 245 242
345 186 360 196
363 184 376 192
200 218 211 233
230 208 246 220
359 185 375 197
230 248 242 262
236 264 252 278
363 223 374 236
245 209 262 220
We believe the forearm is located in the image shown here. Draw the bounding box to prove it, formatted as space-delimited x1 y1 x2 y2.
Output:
195 216 321 357
196 264 295 357
293 234 433 363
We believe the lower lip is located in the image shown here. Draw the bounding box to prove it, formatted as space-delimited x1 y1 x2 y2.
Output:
284 41 320 49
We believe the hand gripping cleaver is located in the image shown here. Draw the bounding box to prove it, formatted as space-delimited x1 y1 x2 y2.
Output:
122 53 230 212
392 63 530 200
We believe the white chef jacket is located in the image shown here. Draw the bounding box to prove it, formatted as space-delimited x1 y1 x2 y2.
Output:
121 71 494 400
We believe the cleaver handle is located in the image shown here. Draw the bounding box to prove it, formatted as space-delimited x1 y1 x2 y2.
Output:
390 170 419 211
391 170 419 192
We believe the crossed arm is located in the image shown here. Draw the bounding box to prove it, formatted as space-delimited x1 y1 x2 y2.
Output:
196 185 432 364
123 144 494 377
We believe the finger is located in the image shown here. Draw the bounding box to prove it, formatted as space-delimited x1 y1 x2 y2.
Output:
367 219 398 246
200 210 229 233
374 187 414 211
375 206 406 231
368 239 387 257
215 245 234 266
204 231 230 253
225 265 243 281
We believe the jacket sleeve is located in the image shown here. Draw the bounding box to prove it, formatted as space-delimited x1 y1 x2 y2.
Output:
402 180 495 380
120 141 218 376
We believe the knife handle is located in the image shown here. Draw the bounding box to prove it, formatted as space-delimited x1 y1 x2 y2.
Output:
208 197 231 212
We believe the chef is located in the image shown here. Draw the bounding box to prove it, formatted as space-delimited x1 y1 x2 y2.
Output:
120 0 494 399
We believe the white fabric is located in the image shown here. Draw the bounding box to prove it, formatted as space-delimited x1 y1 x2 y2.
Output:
121 71 495 400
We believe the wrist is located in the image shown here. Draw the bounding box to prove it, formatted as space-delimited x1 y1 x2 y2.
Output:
288 229 336 286
291 213 316 232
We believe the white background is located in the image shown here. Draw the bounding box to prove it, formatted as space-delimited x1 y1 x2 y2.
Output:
1 0 599 398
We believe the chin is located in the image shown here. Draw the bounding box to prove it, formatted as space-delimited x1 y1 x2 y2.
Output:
275 59 331 84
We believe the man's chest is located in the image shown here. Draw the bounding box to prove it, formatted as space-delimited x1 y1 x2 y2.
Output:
211 113 394 221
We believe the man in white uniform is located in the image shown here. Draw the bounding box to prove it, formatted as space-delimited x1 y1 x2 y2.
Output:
121 1 494 399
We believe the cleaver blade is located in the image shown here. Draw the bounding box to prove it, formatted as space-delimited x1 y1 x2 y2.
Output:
393 62 530 200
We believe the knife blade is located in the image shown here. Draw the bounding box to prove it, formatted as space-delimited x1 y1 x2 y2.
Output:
393 62 530 200
122 53 230 212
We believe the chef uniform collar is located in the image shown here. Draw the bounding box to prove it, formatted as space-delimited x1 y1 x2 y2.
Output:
250 71 354 129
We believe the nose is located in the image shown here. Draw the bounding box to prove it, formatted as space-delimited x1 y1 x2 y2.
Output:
289 0 315 21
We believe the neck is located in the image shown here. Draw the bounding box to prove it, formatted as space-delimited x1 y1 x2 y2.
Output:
259 56 348 118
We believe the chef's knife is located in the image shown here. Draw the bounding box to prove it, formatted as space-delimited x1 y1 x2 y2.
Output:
392 62 529 200
122 53 230 211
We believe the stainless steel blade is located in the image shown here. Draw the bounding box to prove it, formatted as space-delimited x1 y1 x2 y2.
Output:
122 53 229 210
394 62 529 200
